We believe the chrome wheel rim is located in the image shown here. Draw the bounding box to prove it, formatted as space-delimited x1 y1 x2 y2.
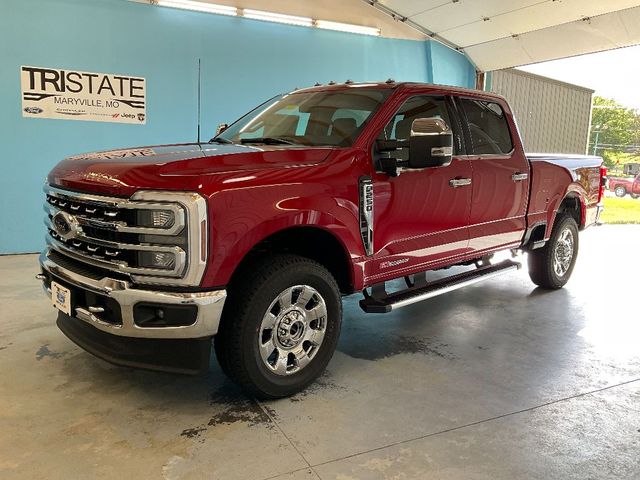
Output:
258 285 327 376
553 228 574 277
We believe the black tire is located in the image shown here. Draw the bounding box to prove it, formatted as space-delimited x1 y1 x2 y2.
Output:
631 193 639 199
214 254 342 399
614 186 627 197
527 214 579 289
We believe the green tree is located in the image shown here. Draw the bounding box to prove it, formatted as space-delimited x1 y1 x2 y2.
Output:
589 97 640 168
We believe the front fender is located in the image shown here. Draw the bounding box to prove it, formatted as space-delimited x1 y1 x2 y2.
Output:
201 197 366 289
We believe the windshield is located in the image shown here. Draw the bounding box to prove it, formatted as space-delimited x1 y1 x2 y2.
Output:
215 88 391 147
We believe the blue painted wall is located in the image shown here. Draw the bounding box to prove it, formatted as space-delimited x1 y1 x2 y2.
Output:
427 41 477 88
0 0 475 253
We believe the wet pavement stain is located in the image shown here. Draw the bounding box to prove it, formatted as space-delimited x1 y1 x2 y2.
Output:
35 344 68 361
288 371 352 402
338 327 456 361
206 394 272 428
180 426 207 439
180 389 274 440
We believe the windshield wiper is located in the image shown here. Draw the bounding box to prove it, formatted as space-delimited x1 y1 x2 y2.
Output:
209 137 233 144
240 137 297 145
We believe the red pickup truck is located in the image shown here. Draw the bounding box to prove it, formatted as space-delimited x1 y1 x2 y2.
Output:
38 82 605 398
608 173 640 198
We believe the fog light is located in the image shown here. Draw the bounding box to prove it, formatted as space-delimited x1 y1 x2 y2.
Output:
137 209 175 228
133 303 198 327
138 251 176 270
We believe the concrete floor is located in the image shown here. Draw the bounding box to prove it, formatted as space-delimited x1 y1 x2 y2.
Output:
1 225 639 480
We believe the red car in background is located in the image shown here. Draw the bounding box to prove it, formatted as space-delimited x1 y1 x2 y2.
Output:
608 173 640 198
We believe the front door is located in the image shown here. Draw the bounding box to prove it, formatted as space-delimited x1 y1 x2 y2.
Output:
457 97 530 254
368 95 473 281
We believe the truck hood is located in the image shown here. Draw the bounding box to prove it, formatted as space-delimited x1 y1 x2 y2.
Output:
48 143 335 196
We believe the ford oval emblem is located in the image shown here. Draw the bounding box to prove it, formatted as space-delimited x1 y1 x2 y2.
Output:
52 211 81 240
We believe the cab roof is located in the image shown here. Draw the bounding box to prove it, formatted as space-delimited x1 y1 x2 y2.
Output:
292 81 507 103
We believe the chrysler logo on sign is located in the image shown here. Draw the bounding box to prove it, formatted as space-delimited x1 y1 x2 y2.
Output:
52 211 81 240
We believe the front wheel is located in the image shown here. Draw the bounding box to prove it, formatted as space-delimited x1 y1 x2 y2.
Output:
631 193 640 199
527 214 579 289
614 186 627 197
214 255 342 399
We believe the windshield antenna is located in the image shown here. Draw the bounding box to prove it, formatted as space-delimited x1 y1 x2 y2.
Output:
197 58 201 144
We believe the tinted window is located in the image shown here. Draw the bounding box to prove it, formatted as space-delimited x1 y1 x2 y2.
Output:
378 96 461 154
460 99 513 155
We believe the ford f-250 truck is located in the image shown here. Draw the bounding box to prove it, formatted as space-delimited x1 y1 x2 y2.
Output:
38 81 606 398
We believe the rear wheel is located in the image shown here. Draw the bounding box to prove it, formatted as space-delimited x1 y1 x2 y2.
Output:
631 193 639 199
527 214 579 289
214 255 342 399
614 186 627 197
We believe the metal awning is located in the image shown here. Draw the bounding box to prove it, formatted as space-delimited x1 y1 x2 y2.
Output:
370 0 640 71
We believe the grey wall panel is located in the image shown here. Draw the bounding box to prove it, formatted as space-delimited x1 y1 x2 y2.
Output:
489 69 593 154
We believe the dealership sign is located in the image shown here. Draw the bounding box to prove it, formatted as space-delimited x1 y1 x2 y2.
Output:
21 66 146 124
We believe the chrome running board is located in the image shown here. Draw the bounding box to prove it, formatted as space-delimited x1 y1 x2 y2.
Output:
359 260 521 314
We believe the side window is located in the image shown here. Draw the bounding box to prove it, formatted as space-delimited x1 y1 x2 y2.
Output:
378 96 461 154
460 99 513 155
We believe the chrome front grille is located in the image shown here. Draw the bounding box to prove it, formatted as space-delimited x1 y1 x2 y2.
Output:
44 185 208 286
47 194 121 220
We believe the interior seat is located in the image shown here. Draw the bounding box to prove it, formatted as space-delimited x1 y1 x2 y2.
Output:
329 118 358 143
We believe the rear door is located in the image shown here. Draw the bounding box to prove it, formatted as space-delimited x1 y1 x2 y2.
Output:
456 97 530 254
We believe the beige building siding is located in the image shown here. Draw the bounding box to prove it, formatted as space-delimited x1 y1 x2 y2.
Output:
488 69 594 154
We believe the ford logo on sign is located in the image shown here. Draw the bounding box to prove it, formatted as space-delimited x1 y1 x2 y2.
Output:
24 107 44 114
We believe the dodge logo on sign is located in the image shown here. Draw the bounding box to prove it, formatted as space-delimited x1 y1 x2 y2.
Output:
21 65 146 124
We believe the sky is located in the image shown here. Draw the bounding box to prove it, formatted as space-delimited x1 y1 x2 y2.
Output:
517 44 640 111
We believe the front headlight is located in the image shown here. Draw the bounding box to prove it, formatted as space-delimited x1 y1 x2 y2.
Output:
138 251 177 270
136 209 176 229
129 191 208 286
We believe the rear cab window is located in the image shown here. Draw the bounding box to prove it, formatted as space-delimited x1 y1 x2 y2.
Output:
459 98 513 155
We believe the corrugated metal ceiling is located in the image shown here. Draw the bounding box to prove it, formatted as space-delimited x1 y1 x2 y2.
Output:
371 0 640 71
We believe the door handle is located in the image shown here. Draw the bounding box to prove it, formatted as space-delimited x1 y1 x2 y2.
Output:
449 178 472 188
512 172 528 181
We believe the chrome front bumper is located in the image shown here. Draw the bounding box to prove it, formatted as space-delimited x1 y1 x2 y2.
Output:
38 250 227 339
